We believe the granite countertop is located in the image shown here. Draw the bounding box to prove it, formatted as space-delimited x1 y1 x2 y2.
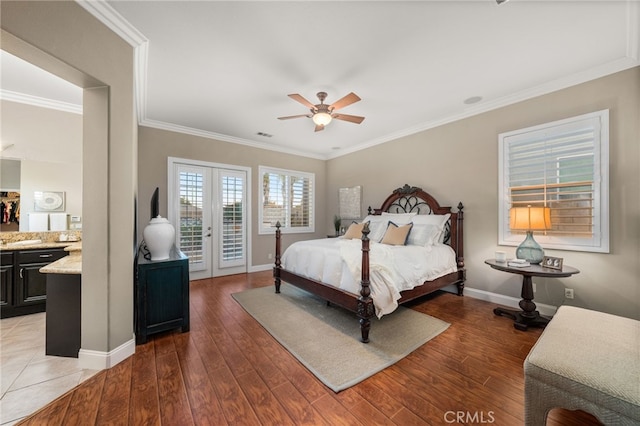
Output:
0 241 76 251
40 242 82 275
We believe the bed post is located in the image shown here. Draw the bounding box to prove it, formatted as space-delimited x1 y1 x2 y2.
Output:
358 223 375 343
456 202 465 296
274 221 281 294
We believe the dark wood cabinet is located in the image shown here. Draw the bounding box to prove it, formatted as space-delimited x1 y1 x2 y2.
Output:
1 248 67 318
135 246 189 344
1 252 14 309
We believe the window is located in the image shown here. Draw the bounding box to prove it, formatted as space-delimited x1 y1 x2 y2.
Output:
498 110 609 253
259 166 314 234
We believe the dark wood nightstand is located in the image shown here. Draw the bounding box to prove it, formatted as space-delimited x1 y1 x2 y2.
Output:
485 259 580 331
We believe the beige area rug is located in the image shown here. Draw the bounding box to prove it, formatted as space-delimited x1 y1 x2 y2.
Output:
232 284 450 392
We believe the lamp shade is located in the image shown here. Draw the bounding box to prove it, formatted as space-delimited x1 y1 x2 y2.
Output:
312 112 332 126
510 206 551 231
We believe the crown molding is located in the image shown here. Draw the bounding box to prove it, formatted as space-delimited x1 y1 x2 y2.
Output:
77 0 640 161
326 56 640 160
0 90 82 114
75 0 149 120
140 119 327 161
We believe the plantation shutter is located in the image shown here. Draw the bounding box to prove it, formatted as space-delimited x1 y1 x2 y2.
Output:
260 167 314 233
220 172 245 267
178 170 204 264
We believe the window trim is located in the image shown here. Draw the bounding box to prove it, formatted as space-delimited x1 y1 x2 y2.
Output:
498 109 609 253
258 165 315 235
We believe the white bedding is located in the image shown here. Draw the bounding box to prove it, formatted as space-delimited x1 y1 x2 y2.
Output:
281 238 458 318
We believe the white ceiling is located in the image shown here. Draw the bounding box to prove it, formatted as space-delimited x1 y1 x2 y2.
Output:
2 1 638 160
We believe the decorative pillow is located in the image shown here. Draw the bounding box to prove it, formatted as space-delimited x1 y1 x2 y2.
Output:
381 212 417 225
411 214 451 243
362 215 388 242
343 221 369 239
407 224 442 247
380 221 413 246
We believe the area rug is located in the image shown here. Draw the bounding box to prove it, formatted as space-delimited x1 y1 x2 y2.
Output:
232 284 450 392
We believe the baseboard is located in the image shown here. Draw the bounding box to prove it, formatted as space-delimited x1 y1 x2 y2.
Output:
463 287 558 317
78 334 136 370
250 263 273 273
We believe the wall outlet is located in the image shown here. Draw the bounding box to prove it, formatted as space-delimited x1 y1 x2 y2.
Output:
267 253 273 260
564 288 574 299
533 283 537 293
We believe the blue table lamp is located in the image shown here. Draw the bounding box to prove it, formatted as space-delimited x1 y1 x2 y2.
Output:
510 206 551 264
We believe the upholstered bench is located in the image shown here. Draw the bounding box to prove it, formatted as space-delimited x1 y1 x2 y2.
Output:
524 306 640 425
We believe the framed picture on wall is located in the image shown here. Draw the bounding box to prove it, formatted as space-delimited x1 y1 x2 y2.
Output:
34 191 65 212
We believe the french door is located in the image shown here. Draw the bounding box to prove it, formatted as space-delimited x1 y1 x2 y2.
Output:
168 158 249 280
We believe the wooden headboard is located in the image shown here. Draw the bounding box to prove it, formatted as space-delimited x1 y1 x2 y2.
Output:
367 184 464 268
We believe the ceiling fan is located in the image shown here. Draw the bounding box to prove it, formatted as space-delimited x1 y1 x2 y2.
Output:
278 91 365 132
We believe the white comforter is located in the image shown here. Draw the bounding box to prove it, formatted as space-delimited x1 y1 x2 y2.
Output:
281 238 458 318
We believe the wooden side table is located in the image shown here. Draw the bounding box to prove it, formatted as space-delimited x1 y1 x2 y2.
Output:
485 259 580 331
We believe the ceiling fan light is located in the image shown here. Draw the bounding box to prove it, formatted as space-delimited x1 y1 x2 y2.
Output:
312 112 332 126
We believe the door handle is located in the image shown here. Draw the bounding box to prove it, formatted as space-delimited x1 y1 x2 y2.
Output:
20 268 23 279
39 254 53 258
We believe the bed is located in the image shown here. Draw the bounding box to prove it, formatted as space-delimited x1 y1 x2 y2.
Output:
273 184 465 343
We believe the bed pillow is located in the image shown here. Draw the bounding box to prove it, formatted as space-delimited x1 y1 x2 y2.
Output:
411 213 451 243
407 224 442 247
343 221 369 239
381 212 417 225
380 221 413 246
362 215 388 242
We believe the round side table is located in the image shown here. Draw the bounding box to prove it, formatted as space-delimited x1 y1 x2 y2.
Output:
485 259 580 331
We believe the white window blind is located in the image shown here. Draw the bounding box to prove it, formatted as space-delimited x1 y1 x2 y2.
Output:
259 166 314 234
221 174 244 264
179 171 204 264
499 110 609 253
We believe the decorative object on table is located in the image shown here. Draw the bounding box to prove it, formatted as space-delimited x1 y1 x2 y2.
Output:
495 251 507 262
142 187 175 261
333 214 342 236
508 258 530 267
34 191 65 212
509 205 551 264
542 256 563 270
338 185 362 220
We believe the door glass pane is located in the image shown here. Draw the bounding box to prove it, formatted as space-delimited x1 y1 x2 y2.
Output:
221 173 245 266
179 171 204 265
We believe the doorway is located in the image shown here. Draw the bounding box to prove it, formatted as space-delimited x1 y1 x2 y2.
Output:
168 158 250 279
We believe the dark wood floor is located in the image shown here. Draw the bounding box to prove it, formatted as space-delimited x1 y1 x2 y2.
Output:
20 271 602 425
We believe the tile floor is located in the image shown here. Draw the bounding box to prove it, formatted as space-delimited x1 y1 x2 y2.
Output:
0 313 98 425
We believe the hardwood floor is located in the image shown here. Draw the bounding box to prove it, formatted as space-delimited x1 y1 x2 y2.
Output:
19 271 602 425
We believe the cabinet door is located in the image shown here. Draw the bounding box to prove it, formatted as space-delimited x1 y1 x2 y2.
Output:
18 263 48 306
0 253 14 308
16 249 67 307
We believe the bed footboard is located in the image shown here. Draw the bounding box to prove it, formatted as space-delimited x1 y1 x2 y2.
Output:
273 222 375 343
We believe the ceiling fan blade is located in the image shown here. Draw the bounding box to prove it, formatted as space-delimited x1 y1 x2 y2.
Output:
314 124 325 132
329 92 361 111
278 114 311 120
288 93 316 110
332 113 365 124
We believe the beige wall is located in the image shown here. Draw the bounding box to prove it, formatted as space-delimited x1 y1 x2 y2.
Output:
327 67 640 320
138 126 327 267
1 1 137 354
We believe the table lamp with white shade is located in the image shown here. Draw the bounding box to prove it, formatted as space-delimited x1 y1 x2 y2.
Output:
509 206 551 264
